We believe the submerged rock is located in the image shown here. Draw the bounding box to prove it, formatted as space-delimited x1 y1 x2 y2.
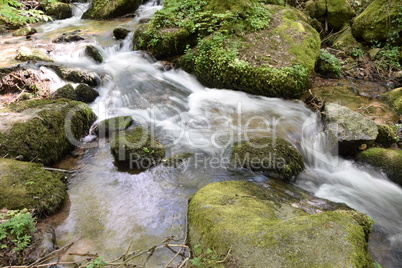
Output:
230 137 304 181
0 99 97 165
352 0 402 45
95 116 134 137
357 148 402 185
323 102 378 156
15 46 53 62
46 65 99 86
82 0 142 19
0 158 66 214
110 127 165 169
188 181 373 267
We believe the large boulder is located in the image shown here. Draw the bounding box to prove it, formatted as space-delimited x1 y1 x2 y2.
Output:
110 127 165 169
180 5 320 98
82 0 143 20
44 1 72 20
0 158 66 215
381 87 402 114
323 102 378 156
304 0 356 31
15 46 53 62
230 137 304 181
188 181 373 267
357 148 402 186
0 99 97 165
352 0 402 45
95 116 134 137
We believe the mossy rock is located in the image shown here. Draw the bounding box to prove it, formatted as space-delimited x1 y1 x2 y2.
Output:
133 25 197 60
230 137 304 181
351 0 402 45
15 46 53 62
357 148 402 185
12 26 37 37
323 102 378 156
188 181 373 267
381 87 402 114
52 84 77 100
180 5 320 98
82 0 143 19
44 2 72 20
0 99 97 165
375 124 398 147
75 84 99 103
95 116 134 137
0 158 66 215
331 27 363 54
113 27 130 40
84 45 103 63
110 127 165 169
46 65 99 86
315 49 341 78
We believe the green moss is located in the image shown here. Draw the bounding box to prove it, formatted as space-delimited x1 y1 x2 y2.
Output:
381 87 402 114
75 84 99 103
357 148 402 185
84 45 103 63
316 49 341 78
375 124 398 147
230 137 304 181
332 27 363 52
53 84 77 100
95 116 134 137
44 2 72 20
0 158 66 215
0 99 97 165
110 127 165 169
188 181 373 267
81 0 143 19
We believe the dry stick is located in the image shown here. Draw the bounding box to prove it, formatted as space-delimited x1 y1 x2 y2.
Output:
6 261 77 268
42 167 74 173
28 241 75 267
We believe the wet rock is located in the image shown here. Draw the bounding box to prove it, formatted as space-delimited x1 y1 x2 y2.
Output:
84 45 103 63
188 181 373 268
0 99 97 165
12 26 37 37
82 0 143 19
357 148 402 185
304 0 356 31
113 27 130 40
44 1 72 20
0 158 66 214
75 83 99 103
352 0 402 45
110 127 165 169
230 137 304 181
52 84 77 100
15 46 53 62
46 65 99 86
53 31 85 43
323 102 378 156
381 87 402 114
95 116 134 137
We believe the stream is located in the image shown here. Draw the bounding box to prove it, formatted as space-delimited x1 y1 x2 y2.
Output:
2 1 402 267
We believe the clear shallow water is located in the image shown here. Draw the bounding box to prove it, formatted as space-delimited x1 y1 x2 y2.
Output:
7 1 401 266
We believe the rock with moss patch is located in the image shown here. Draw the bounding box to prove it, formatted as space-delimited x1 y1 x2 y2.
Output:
180 5 320 98
0 158 66 214
230 137 304 181
375 124 398 147
84 45 103 63
381 87 402 114
113 27 131 40
0 99 97 165
12 26 37 37
110 127 165 169
331 27 362 54
52 84 77 100
315 49 341 78
46 65 99 86
95 116 134 137
323 102 378 156
82 0 142 19
304 0 355 31
352 0 402 45
188 181 373 267
15 46 53 62
357 148 402 185
75 83 99 103
44 1 72 20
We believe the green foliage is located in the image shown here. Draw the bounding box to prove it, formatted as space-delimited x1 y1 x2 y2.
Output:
0 0 55 25
0 209 35 251
372 262 383 268
86 257 106 268
189 244 223 268
316 49 341 77
375 46 401 70
351 47 363 57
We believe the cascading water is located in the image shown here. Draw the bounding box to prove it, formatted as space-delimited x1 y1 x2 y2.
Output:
22 1 402 266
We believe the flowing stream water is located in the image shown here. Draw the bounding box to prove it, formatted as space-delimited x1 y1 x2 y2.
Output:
2 1 402 267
